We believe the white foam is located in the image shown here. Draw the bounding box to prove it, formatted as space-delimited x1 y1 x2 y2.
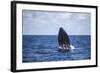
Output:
58 45 75 50
70 45 75 50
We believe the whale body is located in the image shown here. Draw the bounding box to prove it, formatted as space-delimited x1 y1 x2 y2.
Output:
58 27 71 52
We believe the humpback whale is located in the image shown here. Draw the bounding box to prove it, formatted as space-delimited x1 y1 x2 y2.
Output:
58 27 71 52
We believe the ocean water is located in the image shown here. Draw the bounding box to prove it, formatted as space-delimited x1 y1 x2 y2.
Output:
23 35 91 63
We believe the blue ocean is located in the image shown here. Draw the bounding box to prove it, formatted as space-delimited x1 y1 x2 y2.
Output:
23 35 91 63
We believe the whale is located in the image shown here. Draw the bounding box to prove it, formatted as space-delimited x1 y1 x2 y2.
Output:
58 27 71 52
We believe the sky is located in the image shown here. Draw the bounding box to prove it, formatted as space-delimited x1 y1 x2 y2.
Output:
22 10 91 35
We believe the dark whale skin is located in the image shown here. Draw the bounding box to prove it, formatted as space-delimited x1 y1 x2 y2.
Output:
58 27 71 52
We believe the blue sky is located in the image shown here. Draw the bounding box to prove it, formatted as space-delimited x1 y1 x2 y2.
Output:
22 10 91 35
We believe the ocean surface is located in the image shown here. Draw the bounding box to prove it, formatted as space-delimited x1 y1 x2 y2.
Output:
23 35 91 63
